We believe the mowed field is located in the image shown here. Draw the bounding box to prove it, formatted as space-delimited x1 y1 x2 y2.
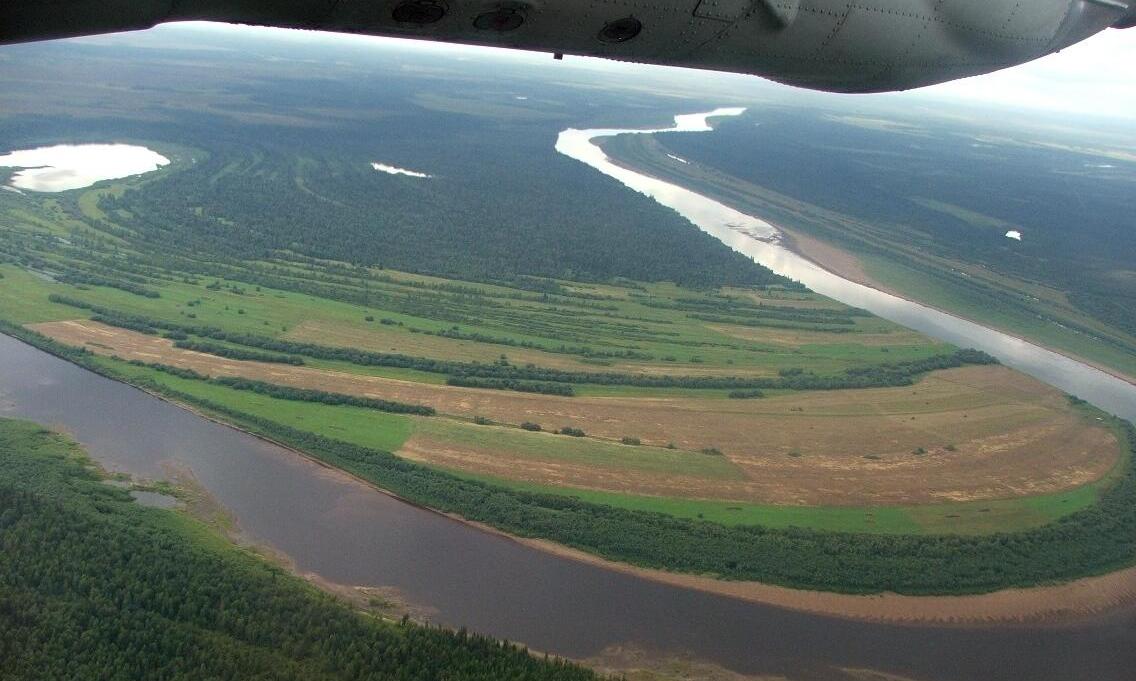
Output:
1 232 1124 537
0 261 953 383
34 319 1121 511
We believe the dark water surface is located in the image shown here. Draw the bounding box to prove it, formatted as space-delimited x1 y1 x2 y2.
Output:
1 334 1134 680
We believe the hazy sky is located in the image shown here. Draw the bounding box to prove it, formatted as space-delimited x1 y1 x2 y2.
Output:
922 28 1136 120
98 21 1136 121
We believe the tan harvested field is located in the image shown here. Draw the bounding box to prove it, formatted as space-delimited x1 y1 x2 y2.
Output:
707 324 925 348
285 319 593 372
285 319 781 377
396 435 757 502
34 319 1122 506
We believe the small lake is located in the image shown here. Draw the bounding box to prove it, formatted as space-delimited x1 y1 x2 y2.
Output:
0 143 169 192
372 161 432 178
0 111 1133 680
556 110 1136 424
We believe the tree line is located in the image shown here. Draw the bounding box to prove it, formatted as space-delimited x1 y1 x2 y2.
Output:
50 293 999 393
446 376 576 396
132 360 436 415
138 383 1136 595
4 322 1132 595
58 271 161 298
0 419 599 681
688 313 855 333
172 339 306 365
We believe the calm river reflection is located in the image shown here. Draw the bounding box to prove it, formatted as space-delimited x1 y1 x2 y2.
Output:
0 109 1133 681
1 335 1134 680
556 110 1136 423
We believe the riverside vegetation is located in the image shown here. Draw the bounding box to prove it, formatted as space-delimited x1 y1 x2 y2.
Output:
0 33 1132 601
604 108 1136 380
0 418 599 681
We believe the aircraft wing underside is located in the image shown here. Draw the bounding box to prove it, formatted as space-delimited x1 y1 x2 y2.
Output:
1 0 1133 92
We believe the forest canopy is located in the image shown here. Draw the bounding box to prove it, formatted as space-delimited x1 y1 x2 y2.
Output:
0 418 599 681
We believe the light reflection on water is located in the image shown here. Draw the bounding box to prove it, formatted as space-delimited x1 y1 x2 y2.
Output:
555 110 1136 422
1 333 1133 681
0 113 1129 681
0 143 169 192
371 161 432 178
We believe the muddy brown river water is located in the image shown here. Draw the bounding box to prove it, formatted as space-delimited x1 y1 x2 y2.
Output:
2 334 1135 680
1 109 1134 680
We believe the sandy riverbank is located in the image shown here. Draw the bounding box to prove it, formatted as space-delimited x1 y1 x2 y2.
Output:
775 224 1136 389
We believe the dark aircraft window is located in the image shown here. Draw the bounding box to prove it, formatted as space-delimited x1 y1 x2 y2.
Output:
598 16 643 43
391 1 447 25
474 8 525 32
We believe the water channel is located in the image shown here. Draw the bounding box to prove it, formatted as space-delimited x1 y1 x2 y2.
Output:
555 109 1136 423
1 111 1134 680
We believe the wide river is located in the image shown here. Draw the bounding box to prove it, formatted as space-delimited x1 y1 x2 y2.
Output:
0 111 1134 680
556 108 1136 423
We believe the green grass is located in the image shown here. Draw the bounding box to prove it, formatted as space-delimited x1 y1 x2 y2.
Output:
303 358 451 385
859 254 1136 379
30 338 1127 537
412 417 745 480
102 358 414 453
571 384 739 398
101 357 1116 536
442 468 1108 535
0 266 85 323
3 256 1122 538
0 210 954 383
598 131 1136 383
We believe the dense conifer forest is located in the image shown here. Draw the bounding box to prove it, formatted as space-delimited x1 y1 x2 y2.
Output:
0 37 786 291
1 30 1133 614
0 419 600 681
